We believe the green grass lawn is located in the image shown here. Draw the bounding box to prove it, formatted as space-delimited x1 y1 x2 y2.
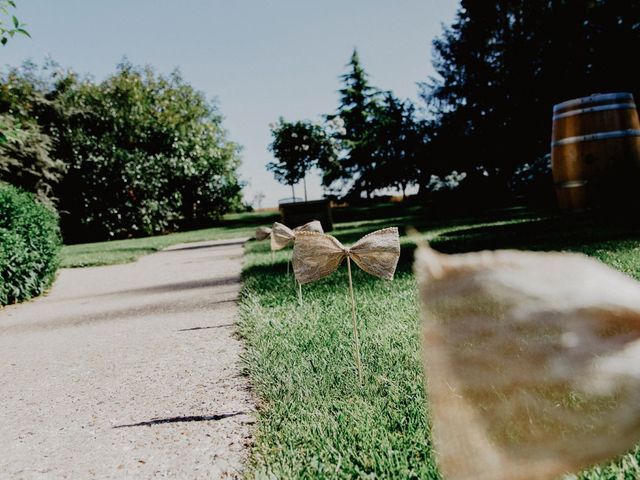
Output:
60 211 279 268
238 210 640 479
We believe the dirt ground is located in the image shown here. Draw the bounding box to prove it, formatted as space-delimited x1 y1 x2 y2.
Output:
0 238 254 479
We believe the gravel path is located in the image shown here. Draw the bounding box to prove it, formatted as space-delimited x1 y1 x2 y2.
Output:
0 238 254 479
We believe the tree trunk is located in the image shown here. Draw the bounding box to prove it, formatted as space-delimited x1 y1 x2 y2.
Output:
291 183 296 202
303 176 308 202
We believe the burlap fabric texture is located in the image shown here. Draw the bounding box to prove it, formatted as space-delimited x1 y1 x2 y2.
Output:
414 244 640 480
270 220 324 251
292 227 400 285
254 226 272 241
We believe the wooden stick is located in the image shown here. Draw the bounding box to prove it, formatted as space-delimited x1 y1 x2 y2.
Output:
297 281 302 304
289 253 296 283
347 256 363 386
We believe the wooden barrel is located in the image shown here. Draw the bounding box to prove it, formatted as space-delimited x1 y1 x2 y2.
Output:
551 92 640 210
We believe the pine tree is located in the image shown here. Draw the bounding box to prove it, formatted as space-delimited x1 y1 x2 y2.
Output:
328 49 379 199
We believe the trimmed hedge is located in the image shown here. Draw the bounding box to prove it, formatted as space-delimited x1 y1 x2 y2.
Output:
0 184 61 305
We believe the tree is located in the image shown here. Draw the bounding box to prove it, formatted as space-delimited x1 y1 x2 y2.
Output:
0 60 244 241
0 0 29 46
369 92 424 198
421 0 640 202
251 191 265 210
53 62 243 240
267 118 337 202
326 49 380 199
0 62 66 204
0 115 63 203
421 2 517 195
0 0 32 157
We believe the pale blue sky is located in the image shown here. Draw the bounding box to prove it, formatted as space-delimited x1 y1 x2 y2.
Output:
1 0 458 208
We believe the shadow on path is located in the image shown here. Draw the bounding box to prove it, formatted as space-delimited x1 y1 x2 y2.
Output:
59 276 240 302
164 239 247 252
178 322 235 332
114 412 246 428
1 297 240 334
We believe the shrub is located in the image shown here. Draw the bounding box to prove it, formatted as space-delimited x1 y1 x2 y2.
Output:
54 62 243 241
0 64 67 204
510 154 555 207
1 61 244 242
0 183 61 305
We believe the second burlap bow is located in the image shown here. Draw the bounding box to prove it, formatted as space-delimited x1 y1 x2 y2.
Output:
264 220 325 301
254 226 272 241
292 227 400 384
270 220 324 251
254 220 324 246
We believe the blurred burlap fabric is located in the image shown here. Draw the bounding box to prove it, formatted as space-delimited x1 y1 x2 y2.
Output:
414 245 640 480
293 227 400 285
254 226 272 241
270 220 324 251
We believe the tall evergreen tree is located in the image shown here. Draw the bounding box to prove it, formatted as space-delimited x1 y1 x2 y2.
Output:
326 49 380 199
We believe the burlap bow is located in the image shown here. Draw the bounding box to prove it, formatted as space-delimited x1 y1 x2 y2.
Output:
255 226 272 241
293 227 400 285
293 226 401 384
270 220 324 251
414 244 640 480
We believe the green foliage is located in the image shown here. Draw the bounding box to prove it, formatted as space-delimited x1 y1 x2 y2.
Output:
267 118 337 198
0 0 29 46
0 62 67 204
510 154 555 207
325 49 381 198
0 113 23 144
54 62 244 241
0 60 244 241
422 0 640 194
274 50 428 202
369 93 425 197
0 183 61 305
0 112 66 204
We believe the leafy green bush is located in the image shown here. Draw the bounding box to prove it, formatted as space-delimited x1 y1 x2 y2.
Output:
1 61 244 242
54 62 243 241
0 183 61 305
0 63 67 204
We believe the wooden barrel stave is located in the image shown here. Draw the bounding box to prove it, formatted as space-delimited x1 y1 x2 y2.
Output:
552 136 640 183
554 184 588 211
552 108 640 141
551 92 640 210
